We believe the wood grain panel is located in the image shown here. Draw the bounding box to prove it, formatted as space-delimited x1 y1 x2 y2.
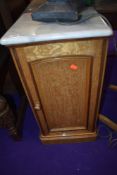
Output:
30 56 92 132
23 39 100 62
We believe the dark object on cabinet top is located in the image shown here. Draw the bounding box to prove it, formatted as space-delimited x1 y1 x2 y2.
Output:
31 0 85 22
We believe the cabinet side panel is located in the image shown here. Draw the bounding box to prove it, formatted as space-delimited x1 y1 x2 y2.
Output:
10 48 49 135
88 39 108 131
88 39 108 130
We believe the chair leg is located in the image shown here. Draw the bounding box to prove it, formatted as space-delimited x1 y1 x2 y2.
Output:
6 108 19 139
99 114 117 131
16 95 27 136
8 58 27 138
0 96 19 140
109 84 117 91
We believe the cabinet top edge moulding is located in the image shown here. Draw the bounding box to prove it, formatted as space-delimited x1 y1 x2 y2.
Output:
0 0 113 46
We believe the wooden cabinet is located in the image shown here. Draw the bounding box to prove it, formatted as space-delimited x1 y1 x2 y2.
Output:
10 38 108 143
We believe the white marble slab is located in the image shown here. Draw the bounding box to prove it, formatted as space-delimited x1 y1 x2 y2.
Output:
0 6 113 46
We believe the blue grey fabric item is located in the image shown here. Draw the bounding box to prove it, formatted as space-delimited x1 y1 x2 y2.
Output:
31 0 84 22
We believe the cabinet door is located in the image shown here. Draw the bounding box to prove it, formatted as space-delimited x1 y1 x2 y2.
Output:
30 56 92 133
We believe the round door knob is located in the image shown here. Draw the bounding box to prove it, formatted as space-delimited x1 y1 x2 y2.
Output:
34 103 41 110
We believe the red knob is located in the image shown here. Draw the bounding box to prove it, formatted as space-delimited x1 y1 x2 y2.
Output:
70 64 78 70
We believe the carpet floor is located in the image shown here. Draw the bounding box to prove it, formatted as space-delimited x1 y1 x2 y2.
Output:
0 32 117 175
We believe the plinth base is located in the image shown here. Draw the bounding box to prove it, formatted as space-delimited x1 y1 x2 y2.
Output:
40 131 97 144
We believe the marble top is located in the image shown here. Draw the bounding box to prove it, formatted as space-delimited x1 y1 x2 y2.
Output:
0 1 113 46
